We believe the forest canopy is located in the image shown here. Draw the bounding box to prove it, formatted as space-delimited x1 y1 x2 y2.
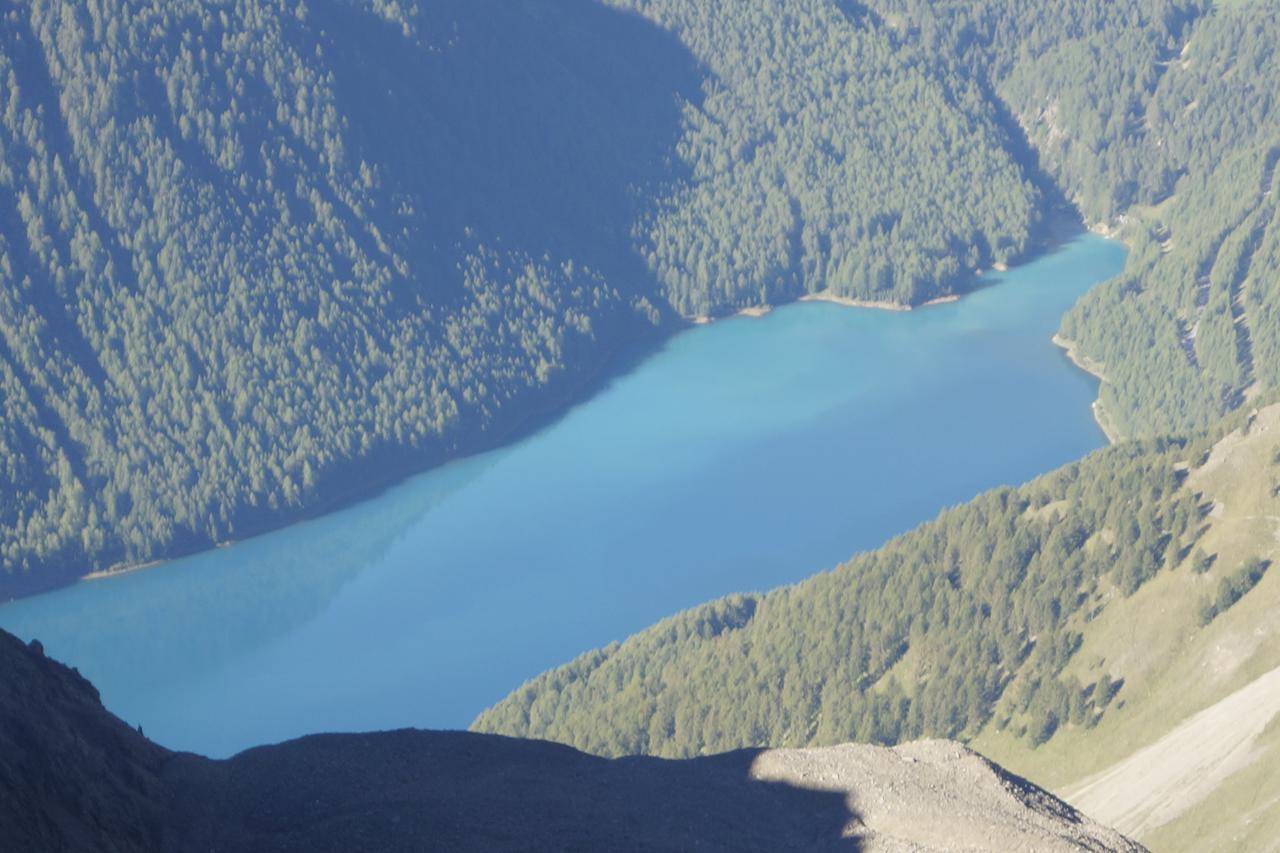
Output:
2 0 1279 592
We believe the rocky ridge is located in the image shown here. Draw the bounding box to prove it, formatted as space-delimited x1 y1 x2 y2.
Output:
0 628 1140 851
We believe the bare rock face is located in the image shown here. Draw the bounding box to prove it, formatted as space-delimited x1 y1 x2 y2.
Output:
0 628 1142 852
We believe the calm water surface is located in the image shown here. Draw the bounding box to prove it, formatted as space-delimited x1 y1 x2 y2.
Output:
0 235 1125 757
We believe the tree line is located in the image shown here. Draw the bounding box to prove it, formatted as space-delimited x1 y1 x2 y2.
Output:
474 437 1214 756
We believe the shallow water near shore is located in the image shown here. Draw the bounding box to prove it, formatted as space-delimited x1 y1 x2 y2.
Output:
0 235 1125 758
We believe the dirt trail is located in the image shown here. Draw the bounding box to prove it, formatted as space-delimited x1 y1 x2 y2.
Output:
1066 663 1280 837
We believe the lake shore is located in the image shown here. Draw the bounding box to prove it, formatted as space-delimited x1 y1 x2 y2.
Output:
8 230 1121 602
82 560 164 583
36 319 678 596
0 233 1120 757
691 305 773 324
53 278 969 591
1053 333 1121 443
683 209 1092 329
690 291 962 325
799 292 961 311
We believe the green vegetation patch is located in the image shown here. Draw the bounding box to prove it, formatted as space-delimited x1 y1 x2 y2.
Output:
1198 556 1271 624
474 439 1205 758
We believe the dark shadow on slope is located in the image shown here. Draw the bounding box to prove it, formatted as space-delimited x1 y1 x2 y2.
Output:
309 0 705 307
2 623 863 851
971 75 1085 256
0 629 170 853
4 628 1141 851
0 13 140 360
165 731 863 852
130 0 713 574
0 0 709 601
832 0 884 29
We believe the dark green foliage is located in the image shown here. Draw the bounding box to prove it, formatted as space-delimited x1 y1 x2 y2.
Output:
0 0 1153 591
874 0 1280 439
606 0 1053 316
0 0 703 592
3 0 1278 593
473 440 1199 758
872 0 1204 221
1198 556 1270 626
1050 6 1280 436
1093 673 1118 710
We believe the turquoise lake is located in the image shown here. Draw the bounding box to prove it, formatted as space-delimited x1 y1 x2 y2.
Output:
0 234 1125 758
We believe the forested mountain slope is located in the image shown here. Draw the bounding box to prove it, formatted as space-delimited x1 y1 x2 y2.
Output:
1008 2 1280 437
1044 3 1280 435
593 0 1050 315
0 0 1099 595
0 0 688 593
868 0 1203 222
475 435 1214 756
2 0 1278 597
846 0 1280 438
977 402 1280 851
475 401 1280 850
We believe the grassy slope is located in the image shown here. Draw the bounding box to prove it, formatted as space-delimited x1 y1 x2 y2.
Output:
973 404 1280 850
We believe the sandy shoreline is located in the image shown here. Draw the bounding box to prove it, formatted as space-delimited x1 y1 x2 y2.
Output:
78 536 243 584
1091 400 1120 444
1054 330 1116 384
1051 333 1110 383
691 291 961 324
1053 333 1120 443
798 292 961 312
62 320 673 590
691 304 774 324
82 559 165 582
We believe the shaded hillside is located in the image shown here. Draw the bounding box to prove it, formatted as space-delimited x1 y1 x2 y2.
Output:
859 0 1205 221
845 0 1280 439
0 627 1141 852
4 0 1271 594
0 0 691 594
596 0 1050 315
1054 5 1280 438
2 0 1155 597
0 631 168 852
